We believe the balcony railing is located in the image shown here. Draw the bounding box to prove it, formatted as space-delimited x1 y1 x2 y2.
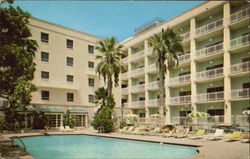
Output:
232 115 250 126
179 53 190 64
147 81 160 90
171 116 224 125
131 101 145 108
169 74 191 85
197 91 224 102
88 68 96 75
170 95 191 105
147 99 160 107
230 7 250 24
230 61 250 74
131 50 144 61
121 87 128 94
181 32 190 41
123 102 128 107
131 84 145 93
196 43 223 58
231 88 250 99
131 67 145 77
196 19 223 36
121 72 128 80
230 34 250 49
196 67 223 80
148 63 157 72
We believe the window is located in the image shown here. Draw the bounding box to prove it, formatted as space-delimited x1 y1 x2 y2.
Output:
67 39 73 49
41 71 49 79
41 52 49 62
67 75 74 82
67 93 74 102
88 45 94 54
88 78 94 87
41 32 49 43
67 57 73 66
41 91 49 100
88 61 94 68
88 94 95 103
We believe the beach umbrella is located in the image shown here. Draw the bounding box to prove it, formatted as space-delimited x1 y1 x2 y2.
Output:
150 114 160 118
242 110 250 115
125 113 138 118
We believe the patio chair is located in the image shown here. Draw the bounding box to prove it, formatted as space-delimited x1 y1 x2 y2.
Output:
123 126 135 134
207 129 224 141
175 128 189 138
188 129 205 140
224 131 242 142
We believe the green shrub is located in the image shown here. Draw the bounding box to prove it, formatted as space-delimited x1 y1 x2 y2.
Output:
63 112 76 128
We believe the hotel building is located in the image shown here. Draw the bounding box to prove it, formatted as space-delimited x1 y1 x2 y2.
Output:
119 1 250 125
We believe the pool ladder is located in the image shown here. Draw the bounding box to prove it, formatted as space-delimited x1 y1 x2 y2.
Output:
11 137 27 152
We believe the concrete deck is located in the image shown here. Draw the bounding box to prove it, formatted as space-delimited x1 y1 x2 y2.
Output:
0 128 249 159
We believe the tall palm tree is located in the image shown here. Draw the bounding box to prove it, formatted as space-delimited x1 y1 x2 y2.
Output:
95 37 125 97
148 28 184 116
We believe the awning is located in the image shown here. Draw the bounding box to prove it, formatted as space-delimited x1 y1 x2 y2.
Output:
40 108 64 113
68 109 88 113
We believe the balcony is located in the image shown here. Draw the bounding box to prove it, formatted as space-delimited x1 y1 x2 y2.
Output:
87 68 96 75
230 34 250 51
196 91 224 102
131 67 145 77
181 32 190 42
147 81 160 90
169 74 191 86
122 57 128 63
130 101 145 108
196 67 223 82
230 7 250 24
131 84 145 93
121 87 128 94
148 63 157 73
230 61 250 76
171 116 224 125
121 72 128 80
196 43 223 60
147 99 160 107
179 53 190 65
123 102 128 107
131 50 144 61
231 88 250 100
195 19 223 37
170 95 191 105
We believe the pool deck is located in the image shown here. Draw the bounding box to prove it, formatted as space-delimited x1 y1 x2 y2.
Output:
0 128 249 159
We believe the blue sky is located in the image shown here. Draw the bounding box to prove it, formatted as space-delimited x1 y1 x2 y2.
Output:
13 1 204 41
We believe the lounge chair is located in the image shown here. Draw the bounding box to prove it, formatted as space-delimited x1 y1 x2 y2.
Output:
207 129 224 141
175 128 189 138
150 127 162 136
123 126 134 134
132 127 142 135
188 129 205 140
241 133 250 143
65 126 74 132
162 128 178 138
118 126 128 133
224 131 242 142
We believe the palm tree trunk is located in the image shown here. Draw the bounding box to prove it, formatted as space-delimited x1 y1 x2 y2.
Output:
107 75 113 97
159 62 165 116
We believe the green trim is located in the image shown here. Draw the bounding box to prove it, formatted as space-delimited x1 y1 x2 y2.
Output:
68 109 88 113
40 108 63 113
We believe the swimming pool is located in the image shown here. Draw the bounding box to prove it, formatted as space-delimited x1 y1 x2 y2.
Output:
14 135 197 159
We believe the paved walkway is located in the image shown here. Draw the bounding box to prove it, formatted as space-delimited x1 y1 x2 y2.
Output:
0 128 249 159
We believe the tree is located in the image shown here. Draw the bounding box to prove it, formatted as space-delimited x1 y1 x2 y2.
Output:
0 6 38 130
95 37 125 96
148 28 184 116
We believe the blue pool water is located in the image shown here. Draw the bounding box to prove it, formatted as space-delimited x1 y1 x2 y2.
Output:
14 135 197 159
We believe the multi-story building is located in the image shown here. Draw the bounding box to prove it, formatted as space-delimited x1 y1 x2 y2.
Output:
120 1 250 126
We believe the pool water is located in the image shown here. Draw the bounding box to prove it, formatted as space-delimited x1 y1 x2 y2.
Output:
14 135 197 159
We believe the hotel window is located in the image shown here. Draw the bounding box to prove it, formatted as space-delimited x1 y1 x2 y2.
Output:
41 90 50 100
67 75 74 82
41 71 49 79
67 57 73 66
88 45 94 54
41 52 49 62
41 32 49 43
88 94 95 103
67 93 74 102
88 78 94 87
88 61 94 68
67 39 73 49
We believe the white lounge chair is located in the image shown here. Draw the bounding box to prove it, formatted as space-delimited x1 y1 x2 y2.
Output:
207 129 224 141
175 128 189 138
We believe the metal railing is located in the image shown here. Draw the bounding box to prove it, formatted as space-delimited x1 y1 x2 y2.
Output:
169 74 191 85
170 95 191 105
230 34 250 49
148 63 157 72
181 32 190 41
131 67 145 77
130 101 145 108
147 99 161 107
179 53 190 64
230 61 250 74
121 88 128 94
196 43 223 58
197 91 224 102
231 88 250 99
232 115 250 126
171 116 225 126
121 72 128 80
147 81 160 90
230 7 250 24
196 67 223 80
131 50 144 60
196 19 223 36
131 84 145 93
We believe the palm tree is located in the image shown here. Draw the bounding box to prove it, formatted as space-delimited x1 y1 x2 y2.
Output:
95 37 125 97
148 28 184 117
94 87 108 113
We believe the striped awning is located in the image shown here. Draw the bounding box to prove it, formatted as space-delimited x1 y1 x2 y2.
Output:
40 108 64 113
68 109 88 113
